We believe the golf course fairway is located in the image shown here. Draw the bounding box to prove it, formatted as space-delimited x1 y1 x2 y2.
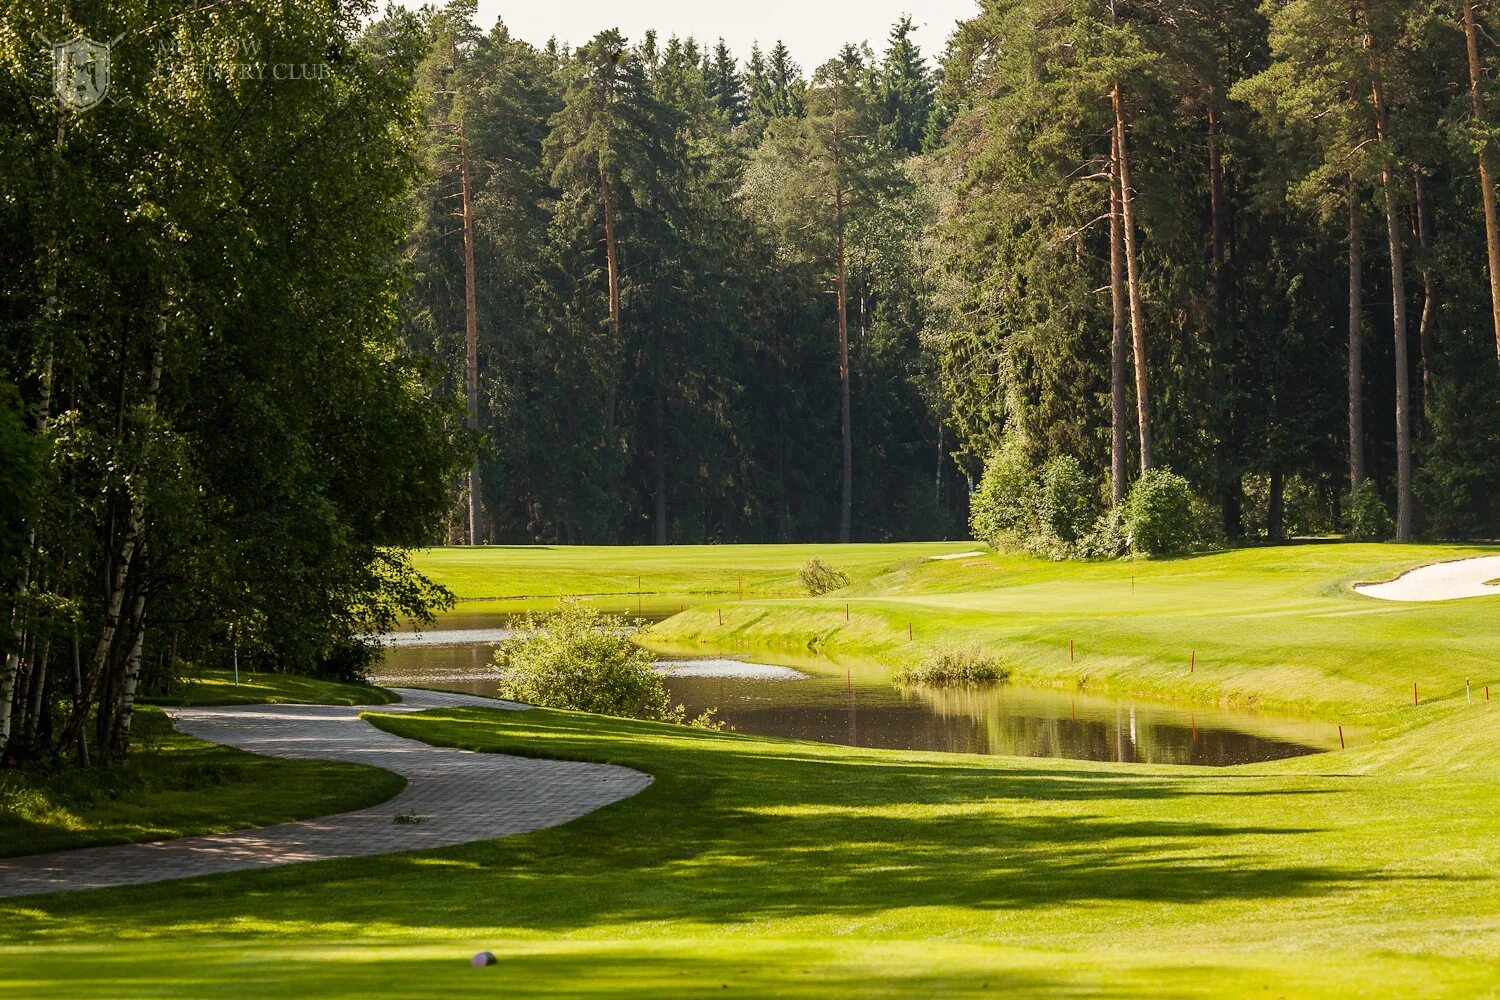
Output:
5 541 1500 998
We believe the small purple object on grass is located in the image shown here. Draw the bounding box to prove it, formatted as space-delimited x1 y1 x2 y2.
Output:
471 951 498 967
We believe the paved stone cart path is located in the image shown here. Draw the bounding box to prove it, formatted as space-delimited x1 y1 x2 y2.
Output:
0 689 651 898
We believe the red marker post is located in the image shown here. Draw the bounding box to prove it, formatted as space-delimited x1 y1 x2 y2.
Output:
1191 650 1196 674
1338 725 1345 749
1413 682 1419 706
1069 639 1075 662
907 622 913 641
718 608 723 627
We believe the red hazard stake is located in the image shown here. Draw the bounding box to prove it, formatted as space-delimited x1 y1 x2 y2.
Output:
1413 682 1419 706
908 622 913 641
1190 650 1196 674
845 602 849 622
1338 725 1345 749
718 608 723 626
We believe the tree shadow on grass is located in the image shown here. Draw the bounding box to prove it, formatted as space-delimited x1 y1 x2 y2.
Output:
0 707 1411 940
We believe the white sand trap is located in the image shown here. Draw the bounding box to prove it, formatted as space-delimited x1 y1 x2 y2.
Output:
1354 556 1500 602
930 550 987 561
655 659 807 680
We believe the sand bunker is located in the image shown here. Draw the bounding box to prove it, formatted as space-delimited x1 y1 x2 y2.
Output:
1353 555 1500 602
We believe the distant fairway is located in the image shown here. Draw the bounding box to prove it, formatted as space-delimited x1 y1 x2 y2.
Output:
411 541 974 602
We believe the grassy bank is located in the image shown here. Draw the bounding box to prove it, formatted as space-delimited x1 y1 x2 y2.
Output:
3 702 1499 996
650 542 1500 728
0 673 402 858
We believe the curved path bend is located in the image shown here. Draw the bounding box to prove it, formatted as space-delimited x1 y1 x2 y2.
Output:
1354 555 1500 603
0 689 651 899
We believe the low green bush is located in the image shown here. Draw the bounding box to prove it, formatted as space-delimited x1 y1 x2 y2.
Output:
1345 480 1395 541
494 603 669 719
1123 469 1196 556
494 603 727 728
969 435 1039 548
893 645 1009 686
799 558 850 596
1038 455 1099 544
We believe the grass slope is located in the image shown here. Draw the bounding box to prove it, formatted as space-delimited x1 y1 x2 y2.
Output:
0 672 401 858
145 669 397 707
651 542 1500 727
5 543 1500 997
411 541 973 602
3 704 1498 997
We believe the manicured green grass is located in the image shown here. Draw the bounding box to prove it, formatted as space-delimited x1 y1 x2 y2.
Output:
411 541 974 602
0 671 401 859
0 708 403 859
651 542 1500 728
3 703 1499 997
145 669 396 707
5 543 1500 997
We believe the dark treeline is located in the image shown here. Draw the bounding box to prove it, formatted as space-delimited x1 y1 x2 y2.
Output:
1 2 460 766
416 0 1500 547
410 4 959 545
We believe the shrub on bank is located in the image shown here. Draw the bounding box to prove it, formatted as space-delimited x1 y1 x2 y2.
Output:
1123 469 1196 556
1346 480 1395 541
494 603 726 729
893 645 1009 686
800 558 850 596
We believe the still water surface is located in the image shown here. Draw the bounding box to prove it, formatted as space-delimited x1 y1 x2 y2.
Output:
374 607 1347 766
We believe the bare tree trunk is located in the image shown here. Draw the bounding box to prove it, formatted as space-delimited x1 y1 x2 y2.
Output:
653 372 668 545
109 551 149 760
459 123 482 545
1462 0 1500 366
61 340 161 752
1267 467 1286 541
1414 173 1437 401
69 630 87 766
836 193 853 544
1208 104 1230 326
1113 84 1153 473
1364 9 1414 541
599 161 621 438
23 638 49 747
1110 132 1130 505
1349 185 1366 490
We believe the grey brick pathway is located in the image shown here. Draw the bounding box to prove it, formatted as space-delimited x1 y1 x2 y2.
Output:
0 689 651 898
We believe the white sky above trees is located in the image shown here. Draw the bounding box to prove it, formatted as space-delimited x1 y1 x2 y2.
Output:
472 0 979 71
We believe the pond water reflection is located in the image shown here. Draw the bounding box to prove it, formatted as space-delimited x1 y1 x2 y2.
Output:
375 608 1348 766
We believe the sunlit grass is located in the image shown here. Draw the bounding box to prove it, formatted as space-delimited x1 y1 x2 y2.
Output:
6 543 1500 996
410 541 974 602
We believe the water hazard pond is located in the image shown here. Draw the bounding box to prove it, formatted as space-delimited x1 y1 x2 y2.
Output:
375 609 1349 767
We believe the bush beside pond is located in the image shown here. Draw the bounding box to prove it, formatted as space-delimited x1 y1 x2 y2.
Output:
493 603 726 728
894 645 1009 686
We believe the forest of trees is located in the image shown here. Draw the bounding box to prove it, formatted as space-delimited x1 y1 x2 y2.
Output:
416 0 1500 547
5 0 1500 766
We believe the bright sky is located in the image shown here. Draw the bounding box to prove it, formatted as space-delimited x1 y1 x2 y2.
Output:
471 0 979 71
